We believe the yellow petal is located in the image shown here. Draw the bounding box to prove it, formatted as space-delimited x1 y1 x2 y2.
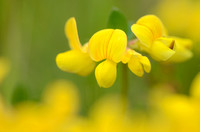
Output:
171 37 193 49
190 73 200 99
128 56 144 77
169 43 193 62
131 24 154 47
139 56 151 73
56 50 95 76
95 59 117 88
168 37 193 62
65 17 82 51
149 38 176 61
136 15 167 39
89 29 127 63
121 49 133 64
107 29 127 63
88 29 114 61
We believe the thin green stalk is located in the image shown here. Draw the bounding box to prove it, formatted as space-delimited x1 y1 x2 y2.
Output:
121 64 129 113
121 64 128 98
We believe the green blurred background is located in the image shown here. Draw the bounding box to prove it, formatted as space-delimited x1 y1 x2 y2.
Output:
0 0 199 114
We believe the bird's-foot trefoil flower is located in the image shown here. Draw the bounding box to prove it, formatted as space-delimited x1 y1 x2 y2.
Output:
131 15 193 62
88 29 151 88
121 49 151 77
56 17 96 76
88 29 127 88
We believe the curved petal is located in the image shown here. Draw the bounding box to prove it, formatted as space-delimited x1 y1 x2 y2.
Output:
149 39 176 61
56 50 95 76
65 17 82 51
88 29 114 61
168 43 193 62
136 15 167 38
107 29 127 63
139 56 151 73
88 29 127 63
168 36 193 62
128 56 144 77
170 36 193 49
95 59 117 88
131 24 154 47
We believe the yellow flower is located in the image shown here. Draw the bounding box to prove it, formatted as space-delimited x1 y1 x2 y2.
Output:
0 57 10 84
190 73 200 99
56 17 96 76
131 15 193 62
88 29 127 88
131 15 175 61
121 49 151 77
13 80 80 132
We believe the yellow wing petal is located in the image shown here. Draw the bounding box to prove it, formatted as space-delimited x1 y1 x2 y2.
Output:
95 59 117 88
139 56 151 73
56 50 95 76
88 29 127 63
170 36 193 49
107 29 127 63
149 38 176 61
128 56 144 77
65 17 82 51
88 29 114 61
136 15 167 39
168 37 193 62
131 24 154 47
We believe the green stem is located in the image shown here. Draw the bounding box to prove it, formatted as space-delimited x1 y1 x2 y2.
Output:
121 64 129 113
121 64 128 99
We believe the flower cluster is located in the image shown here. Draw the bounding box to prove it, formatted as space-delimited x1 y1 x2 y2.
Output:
56 15 192 88
0 70 200 132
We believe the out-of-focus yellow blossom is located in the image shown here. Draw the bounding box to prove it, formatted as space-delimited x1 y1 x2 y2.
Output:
156 0 200 43
148 73 200 132
159 95 200 132
0 80 80 132
121 49 151 77
0 57 10 84
16 80 79 132
56 17 96 76
88 29 127 88
131 15 193 62
88 95 132 132
190 73 200 99
43 80 79 117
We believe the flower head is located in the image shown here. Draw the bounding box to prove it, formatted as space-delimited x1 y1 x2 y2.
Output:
131 15 193 62
56 17 96 76
131 15 175 61
88 29 127 88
